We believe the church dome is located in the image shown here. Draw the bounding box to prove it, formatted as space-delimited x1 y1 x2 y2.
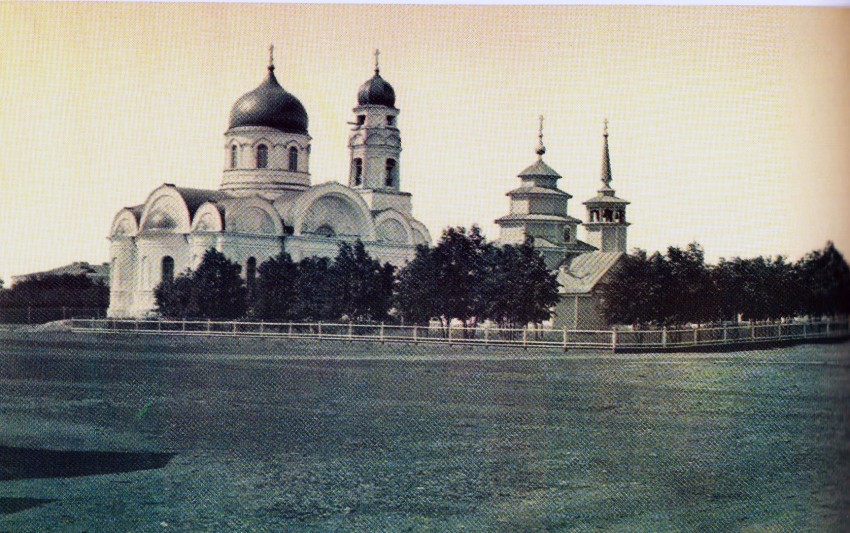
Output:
357 70 396 108
229 65 308 134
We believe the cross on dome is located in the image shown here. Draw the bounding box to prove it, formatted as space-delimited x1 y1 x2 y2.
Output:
269 44 275 71
536 114 546 159
374 48 380 73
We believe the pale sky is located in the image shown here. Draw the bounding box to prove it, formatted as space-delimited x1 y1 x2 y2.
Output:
1 4 848 283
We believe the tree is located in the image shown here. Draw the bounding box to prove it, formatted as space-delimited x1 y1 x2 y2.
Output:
0 274 109 309
797 241 850 318
251 252 298 320
395 244 441 325
291 256 335 321
154 248 246 319
154 269 197 318
328 240 394 322
665 242 718 325
485 238 561 329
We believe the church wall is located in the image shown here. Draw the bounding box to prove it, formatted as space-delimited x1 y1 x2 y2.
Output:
218 234 283 275
510 199 530 215
357 189 413 216
107 237 137 318
132 233 191 315
499 225 526 245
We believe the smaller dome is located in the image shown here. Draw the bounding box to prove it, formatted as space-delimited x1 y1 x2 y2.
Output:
357 70 396 108
229 66 308 134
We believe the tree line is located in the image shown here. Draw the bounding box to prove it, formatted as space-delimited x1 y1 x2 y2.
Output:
600 241 850 327
0 274 109 310
155 226 561 329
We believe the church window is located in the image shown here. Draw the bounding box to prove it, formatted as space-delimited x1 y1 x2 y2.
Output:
385 159 396 187
161 256 174 284
256 144 268 169
352 158 363 186
386 115 395 126
288 147 298 171
564 227 571 243
590 210 599 222
230 145 238 168
246 257 257 299
315 224 335 238
603 209 613 222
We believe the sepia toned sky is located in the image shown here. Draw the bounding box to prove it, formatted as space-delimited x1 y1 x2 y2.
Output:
1 4 848 282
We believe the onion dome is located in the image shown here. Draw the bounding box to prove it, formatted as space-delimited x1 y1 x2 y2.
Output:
229 60 308 135
357 49 396 108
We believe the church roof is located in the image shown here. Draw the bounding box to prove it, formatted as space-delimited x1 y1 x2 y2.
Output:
171 187 231 217
557 251 623 294
357 50 396 108
583 193 630 205
495 213 583 225
507 185 571 198
228 63 309 134
517 159 561 179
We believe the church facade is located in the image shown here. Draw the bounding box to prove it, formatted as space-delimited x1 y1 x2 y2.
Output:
496 119 631 330
107 51 430 318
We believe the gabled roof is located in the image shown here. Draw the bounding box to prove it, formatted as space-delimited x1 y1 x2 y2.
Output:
557 251 623 294
172 187 231 217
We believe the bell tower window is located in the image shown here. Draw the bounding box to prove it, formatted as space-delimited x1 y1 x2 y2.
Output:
356 115 365 126
230 145 238 169
161 256 174 284
256 144 268 169
352 158 363 186
385 158 396 187
288 147 298 171
386 115 395 126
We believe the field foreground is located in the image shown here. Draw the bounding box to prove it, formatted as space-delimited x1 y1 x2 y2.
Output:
1 332 849 531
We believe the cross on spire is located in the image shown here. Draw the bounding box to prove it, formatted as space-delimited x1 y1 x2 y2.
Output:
268 44 275 71
536 115 546 159
603 117 609 137
374 48 380 73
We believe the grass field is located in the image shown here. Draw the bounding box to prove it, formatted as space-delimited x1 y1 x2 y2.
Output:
1 332 848 532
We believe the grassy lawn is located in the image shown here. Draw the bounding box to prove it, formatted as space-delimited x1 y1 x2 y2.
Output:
0 332 848 531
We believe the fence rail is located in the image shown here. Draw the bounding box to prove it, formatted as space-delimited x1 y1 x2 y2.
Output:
0 307 106 324
68 318 850 352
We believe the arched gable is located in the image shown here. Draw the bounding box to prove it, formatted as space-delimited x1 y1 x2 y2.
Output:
222 196 283 235
374 209 413 244
110 208 140 237
288 182 376 241
138 185 192 233
409 219 432 245
191 202 224 233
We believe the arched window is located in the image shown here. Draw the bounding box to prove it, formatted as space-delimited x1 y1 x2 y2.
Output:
352 158 363 186
288 147 298 171
245 257 257 299
256 144 268 169
385 158 396 187
564 227 572 243
161 256 174 284
315 224 335 238
230 145 238 169
603 209 613 222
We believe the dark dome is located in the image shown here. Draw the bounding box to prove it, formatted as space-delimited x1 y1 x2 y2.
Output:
229 66 308 134
357 70 396 108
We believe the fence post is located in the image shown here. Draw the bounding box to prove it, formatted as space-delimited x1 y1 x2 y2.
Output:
62 306 66 320
288 322 292 338
563 328 568 351
612 329 618 353
413 325 418 344
259 320 264 335
233 321 237 336
693 326 699 345
826 321 831 337
182 318 185 332
722 325 727 343
751 323 756 340
522 327 527 350
803 322 807 338
662 327 667 348
348 321 352 341
135 318 138 331
485 325 489 347
318 322 322 340
380 322 385 344
158 319 161 332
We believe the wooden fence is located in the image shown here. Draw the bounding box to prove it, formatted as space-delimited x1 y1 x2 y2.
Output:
68 318 850 353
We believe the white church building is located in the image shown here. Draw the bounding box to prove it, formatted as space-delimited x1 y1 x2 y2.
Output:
108 50 430 318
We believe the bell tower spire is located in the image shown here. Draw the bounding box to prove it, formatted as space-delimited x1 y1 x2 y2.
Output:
583 119 630 253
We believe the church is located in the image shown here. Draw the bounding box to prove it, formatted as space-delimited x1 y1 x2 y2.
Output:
107 48 632 327
107 49 431 318
495 118 630 330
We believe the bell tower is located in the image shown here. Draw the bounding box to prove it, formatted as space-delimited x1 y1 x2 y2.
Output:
349 50 412 216
583 119 630 253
